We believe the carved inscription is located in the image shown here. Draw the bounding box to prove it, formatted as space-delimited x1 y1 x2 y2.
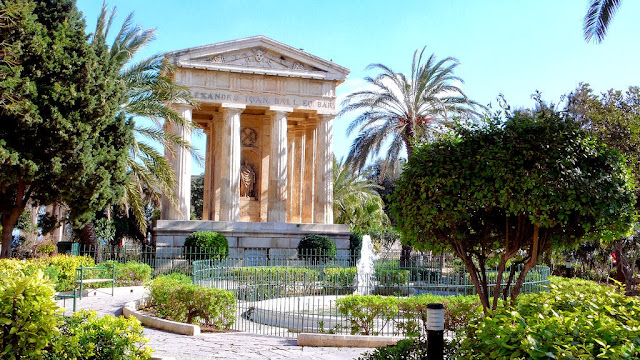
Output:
191 90 335 110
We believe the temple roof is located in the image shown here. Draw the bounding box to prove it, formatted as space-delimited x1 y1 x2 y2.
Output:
166 35 350 83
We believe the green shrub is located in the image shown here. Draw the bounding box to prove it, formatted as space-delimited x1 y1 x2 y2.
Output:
148 275 235 329
183 231 229 261
37 255 96 291
297 234 337 263
0 255 95 292
104 261 152 286
457 276 640 359
358 336 457 360
337 295 400 335
323 267 357 294
44 310 151 360
358 338 426 360
159 272 192 283
336 294 481 336
375 268 409 287
0 270 60 360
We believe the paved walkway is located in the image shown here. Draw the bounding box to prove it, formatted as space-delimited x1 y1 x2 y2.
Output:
57 287 369 360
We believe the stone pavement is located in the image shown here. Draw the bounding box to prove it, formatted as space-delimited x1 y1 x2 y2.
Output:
57 286 369 360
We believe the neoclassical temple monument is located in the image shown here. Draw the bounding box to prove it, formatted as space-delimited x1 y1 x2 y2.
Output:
153 36 351 257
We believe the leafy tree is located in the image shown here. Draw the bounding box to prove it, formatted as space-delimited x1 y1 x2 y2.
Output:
0 0 131 257
390 106 635 312
566 83 640 291
333 158 388 231
584 0 622 43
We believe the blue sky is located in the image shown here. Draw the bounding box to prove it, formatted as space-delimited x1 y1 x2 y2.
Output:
77 0 640 175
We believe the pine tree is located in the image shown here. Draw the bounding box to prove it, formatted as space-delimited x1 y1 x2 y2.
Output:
0 0 131 257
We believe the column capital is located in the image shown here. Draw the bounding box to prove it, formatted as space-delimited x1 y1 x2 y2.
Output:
220 103 246 115
268 106 294 115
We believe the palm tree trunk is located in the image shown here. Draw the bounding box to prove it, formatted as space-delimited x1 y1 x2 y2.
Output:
400 135 414 267
80 221 101 262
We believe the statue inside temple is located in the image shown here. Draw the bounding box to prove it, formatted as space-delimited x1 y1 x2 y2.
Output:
240 162 256 198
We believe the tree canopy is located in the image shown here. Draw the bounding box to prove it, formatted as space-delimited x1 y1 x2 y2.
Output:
0 0 131 257
390 106 636 311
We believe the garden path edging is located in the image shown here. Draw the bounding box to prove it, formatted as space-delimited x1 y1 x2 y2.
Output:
297 333 403 348
122 298 200 336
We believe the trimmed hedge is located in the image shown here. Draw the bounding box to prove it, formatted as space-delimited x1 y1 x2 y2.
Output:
229 267 319 301
323 267 357 294
336 294 481 336
148 275 236 329
103 260 152 286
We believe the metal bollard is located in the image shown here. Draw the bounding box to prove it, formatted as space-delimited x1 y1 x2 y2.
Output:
427 303 445 360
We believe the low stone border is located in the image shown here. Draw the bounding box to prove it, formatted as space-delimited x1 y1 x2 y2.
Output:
297 333 403 348
122 298 200 336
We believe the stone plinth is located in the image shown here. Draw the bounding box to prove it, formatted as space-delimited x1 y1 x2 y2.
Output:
152 220 350 257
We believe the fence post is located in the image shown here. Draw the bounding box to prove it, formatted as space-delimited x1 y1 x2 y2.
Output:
426 303 445 360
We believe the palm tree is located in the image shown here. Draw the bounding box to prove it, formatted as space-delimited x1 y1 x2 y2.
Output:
584 0 622 43
80 6 197 247
339 47 482 178
333 158 388 231
340 48 482 265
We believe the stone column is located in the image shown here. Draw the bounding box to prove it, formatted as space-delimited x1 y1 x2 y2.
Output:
161 104 193 220
302 123 316 223
267 106 292 222
202 125 215 220
293 129 306 223
287 128 295 221
314 114 334 224
219 104 245 222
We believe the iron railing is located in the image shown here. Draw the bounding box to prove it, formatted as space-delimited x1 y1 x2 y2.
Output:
53 244 550 337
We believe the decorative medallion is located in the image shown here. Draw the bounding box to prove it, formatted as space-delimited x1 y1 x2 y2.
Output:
255 49 265 63
241 127 258 147
212 55 224 63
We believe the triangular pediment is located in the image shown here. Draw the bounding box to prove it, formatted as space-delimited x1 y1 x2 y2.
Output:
166 36 350 82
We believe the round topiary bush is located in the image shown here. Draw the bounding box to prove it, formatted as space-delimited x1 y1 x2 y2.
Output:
183 231 229 261
297 234 337 263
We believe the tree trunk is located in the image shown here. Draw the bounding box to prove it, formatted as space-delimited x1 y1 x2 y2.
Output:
613 241 634 293
399 136 415 268
400 245 412 268
80 222 101 262
510 225 540 301
1 208 23 258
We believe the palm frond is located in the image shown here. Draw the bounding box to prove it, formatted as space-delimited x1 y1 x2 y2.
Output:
584 0 622 43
